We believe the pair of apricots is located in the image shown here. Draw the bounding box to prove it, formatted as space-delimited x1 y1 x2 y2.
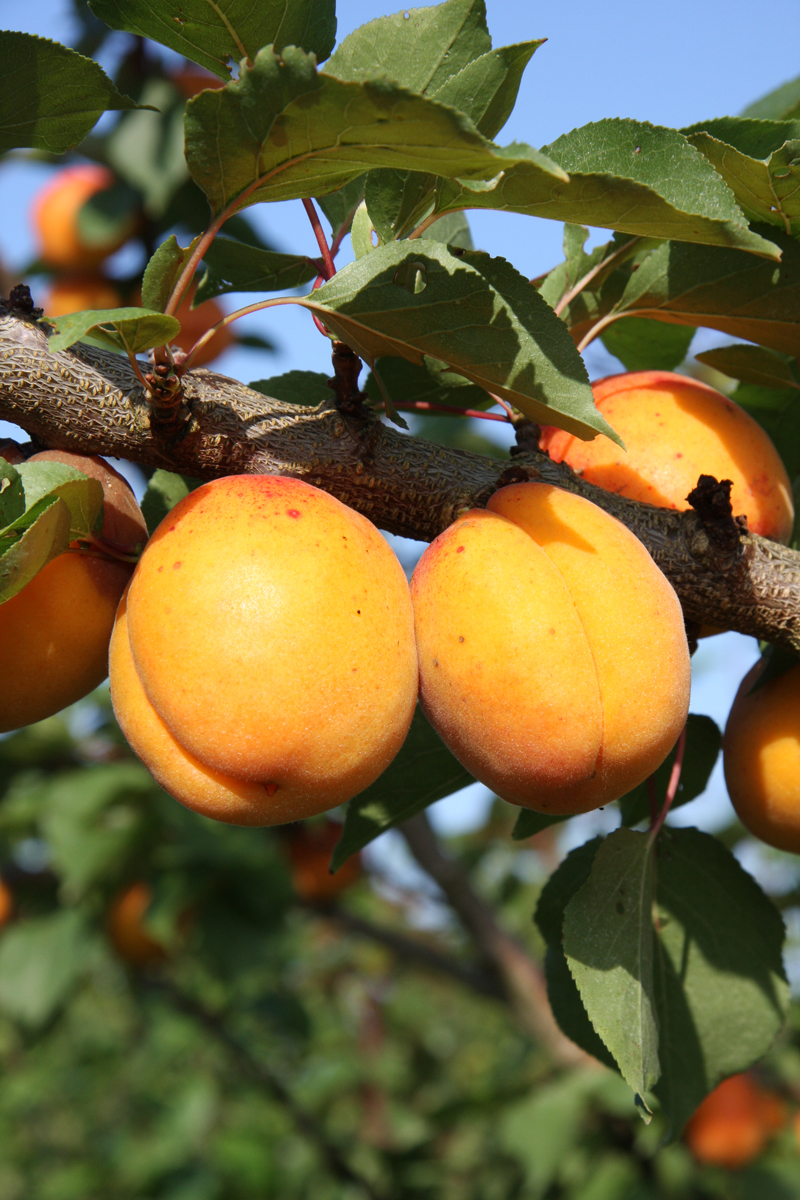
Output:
0 370 795 840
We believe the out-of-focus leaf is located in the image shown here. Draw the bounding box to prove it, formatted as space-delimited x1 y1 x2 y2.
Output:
105 80 191 218
0 32 138 153
695 344 800 390
742 74 800 121
45 307 181 355
511 809 571 839
601 318 696 372
730 380 800 478
619 715 721 827
0 909 93 1027
249 371 331 407
195 238 316 303
141 471 201 536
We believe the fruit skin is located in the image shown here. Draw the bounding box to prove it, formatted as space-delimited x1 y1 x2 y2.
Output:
540 370 793 544
32 165 134 270
285 820 362 902
113 475 418 825
41 275 122 317
684 1073 785 1169
0 453 147 733
723 659 800 852
107 882 168 967
411 482 690 814
0 880 13 929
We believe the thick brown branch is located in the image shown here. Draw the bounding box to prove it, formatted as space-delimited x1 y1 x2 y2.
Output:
1 313 799 650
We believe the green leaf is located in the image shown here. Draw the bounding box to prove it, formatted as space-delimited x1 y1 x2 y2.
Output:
0 496 72 604
45 307 182 355
511 808 571 839
420 210 474 250
535 839 601 949
683 118 800 234
563 828 659 1105
88 0 337 78
431 40 544 139
316 175 367 239
0 32 139 153
141 470 202 536
331 707 475 871
184 45 565 217
365 169 438 242
0 460 25 527
544 946 619 1071
304 241 619 441
601 317 696 372
0 909 93 1028
651 827 789 1136
16 460 104 540
694 344 800 390
730 380 800 477
104 79 190 219
619 715 721 827
195 238 316 302
604 227 800 357
500 1071 607 1192
363 355 494 414
325 0 492 93
142 235 201 313
433 120 781 258
248 371 332 407
742 74 800 121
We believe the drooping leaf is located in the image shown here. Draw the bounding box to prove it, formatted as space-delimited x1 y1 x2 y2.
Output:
363 354 494 415
88 0 337 78
325 0 492 93
742 74 800 121
142 236 201 313
534 838 602 949
431 40 544 139
141 470 202 536
184 46 565 217
195 238 316 303
331 707 475 871
16 460 104 539
249 371 332 407
0 909 93 1028
0 496 72 605
0 460 24 527
694 344 800 390
651 827 789 1136
303 241 619 441
511 808 571 839
563 828 659 1106
601 317 696 372
618 715 721 828
45 307 182 355
683 118 800 235
0 32 139 153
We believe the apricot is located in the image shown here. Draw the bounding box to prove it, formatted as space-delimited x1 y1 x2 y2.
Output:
284 820 362 902
0 880 13 929
540 370 793 544
410 482 690 814
723 658 800 852
111 475 418 825
32 165 136 270
107 882 168 967
684 1074 784 1168
0 453 147 733
171 67 225 99
41 275 122 317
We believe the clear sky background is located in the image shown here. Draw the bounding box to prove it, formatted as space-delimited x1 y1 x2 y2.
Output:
0 1 796 863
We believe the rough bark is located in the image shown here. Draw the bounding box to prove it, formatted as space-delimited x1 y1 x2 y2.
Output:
2 311 799 651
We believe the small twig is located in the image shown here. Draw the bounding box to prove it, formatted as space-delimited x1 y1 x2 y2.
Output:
576 311 624 354
179 296 298 371
648 725 688 848
554 236 640 318
408 210 443 240
303 198 337 280
487 392 516 421
393 399 509 423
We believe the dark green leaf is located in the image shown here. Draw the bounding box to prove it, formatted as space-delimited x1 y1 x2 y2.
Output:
742 74 800 121
534 838 601 949
731 381 800 478
304 242 619 441
747 643 800 694
363 354 493 415
511 808 571 840
105 80 191 218
248 371 331 407
326 0 491 93
0 909 93 1028
141 470 201 536
365 168 438 242
431 40 543 139
420 210 473 250
0 32 138 153
601 318 695 372
544 945 619 1071
694 344 800 390
316 175 367 239
603 227 800 357
0 496 72 604
184 46 564 216
563 828 659 1104
89 0 337 78
651 827 789 1136
195 238 316 303
45 307 181 355
0 460 24 527
619 715 721 827
142 236 200 313
16 460 104 539
77 179 141 251
331 707 475 870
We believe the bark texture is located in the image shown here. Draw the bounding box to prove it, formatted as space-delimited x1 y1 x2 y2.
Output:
1 311 799 651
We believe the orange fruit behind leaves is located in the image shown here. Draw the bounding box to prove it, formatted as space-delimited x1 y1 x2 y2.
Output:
286 821 361 902
107 882 168 967
41 275 122 317
0 881 13 929
32 165 134 271
684 1074 786 1169
172 284 234 367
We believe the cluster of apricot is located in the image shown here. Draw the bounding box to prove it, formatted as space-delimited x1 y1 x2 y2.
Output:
684 1072 787 1169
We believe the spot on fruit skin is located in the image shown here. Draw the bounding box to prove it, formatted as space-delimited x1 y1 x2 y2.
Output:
287 509 301 518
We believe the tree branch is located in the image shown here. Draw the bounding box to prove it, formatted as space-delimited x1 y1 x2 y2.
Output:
1 312 799 650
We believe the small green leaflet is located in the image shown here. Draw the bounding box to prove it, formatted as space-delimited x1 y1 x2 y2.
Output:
141 470 202 537
142 236 201 313
195 238 317 303
431 40 544 139
184 45 566 217
88 0 337 79
330 708 475 872
302 241 620 442
695 345 800 391
0 32 139 153
45 307 181 355
0 497 72 605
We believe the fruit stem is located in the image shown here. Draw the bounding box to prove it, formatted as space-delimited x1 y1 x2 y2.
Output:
302 198 336 280
391 398 510 423
648 724 688 847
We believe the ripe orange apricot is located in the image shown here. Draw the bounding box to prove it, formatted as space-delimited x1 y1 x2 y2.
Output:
41 275 122 317
540 370 793 544
411 482 690 814
0 453 147 733
684 1074 784 1168
111 475 418 825
32 165 136 270
285 820 362 902
0 880 13 929
107 882 168 967
723 659 800 852
171 67 225 99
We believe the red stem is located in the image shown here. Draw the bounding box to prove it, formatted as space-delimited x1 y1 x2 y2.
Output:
303 199 336 281
391 399 509 423
648 725 687 846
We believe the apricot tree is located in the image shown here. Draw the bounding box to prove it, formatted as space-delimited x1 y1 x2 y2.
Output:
1 0 799 1159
